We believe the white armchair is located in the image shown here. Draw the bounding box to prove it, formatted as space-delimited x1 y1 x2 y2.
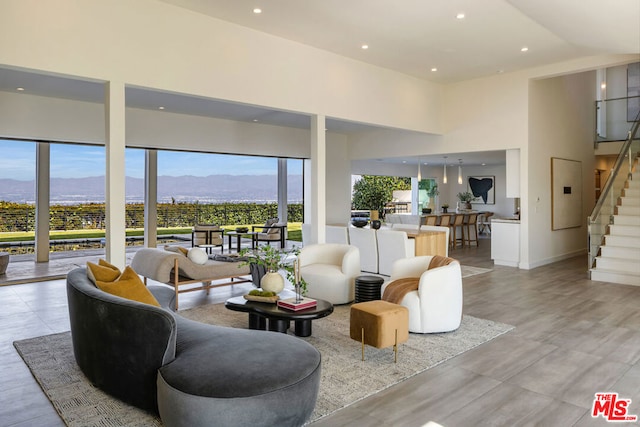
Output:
376 229 415 276
298 244 361 304
381 256 462 333
348 227 378 273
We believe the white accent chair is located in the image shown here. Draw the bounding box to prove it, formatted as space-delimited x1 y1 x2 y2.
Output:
298 244 361 304
376 229 415 276
385 213 402 226
347 227 379 273
419 225 450 257
326 225 350 244
382 256 463 333
392 224 419 232
400 214 422 227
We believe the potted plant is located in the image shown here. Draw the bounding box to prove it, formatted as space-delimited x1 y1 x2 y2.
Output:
441 203 449 213
239 246 308 295
456 191 476 210
426 183 439 212
351 176 389 222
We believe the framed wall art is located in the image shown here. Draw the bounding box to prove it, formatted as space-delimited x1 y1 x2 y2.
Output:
551 157 582 230
468 176 495 205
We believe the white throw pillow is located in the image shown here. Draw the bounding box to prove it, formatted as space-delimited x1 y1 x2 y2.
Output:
187 247 208 265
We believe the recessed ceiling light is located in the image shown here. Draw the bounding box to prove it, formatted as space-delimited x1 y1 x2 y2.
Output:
497 69 505 74
253 8 262 14
520 46 529 52
158 106 165 110
402 160 407 163
253 119 259 122
481 163 486 166
431 68 438 72
361 44 369 50
16 87 24 91
456 13 465 19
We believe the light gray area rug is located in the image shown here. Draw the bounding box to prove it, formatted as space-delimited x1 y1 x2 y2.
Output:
14 305 512 426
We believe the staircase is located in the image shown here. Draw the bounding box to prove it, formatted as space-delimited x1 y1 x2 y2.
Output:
590 167 640 286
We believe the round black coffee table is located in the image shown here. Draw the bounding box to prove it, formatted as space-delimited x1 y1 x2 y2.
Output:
225 291 333 337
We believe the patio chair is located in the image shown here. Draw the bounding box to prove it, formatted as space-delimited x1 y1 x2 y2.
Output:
191 224 224 253
252 218 287 248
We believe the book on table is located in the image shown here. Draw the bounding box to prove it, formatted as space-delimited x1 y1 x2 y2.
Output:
277 297 317 311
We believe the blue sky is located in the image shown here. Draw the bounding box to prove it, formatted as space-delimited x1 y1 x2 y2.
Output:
0 140 302 180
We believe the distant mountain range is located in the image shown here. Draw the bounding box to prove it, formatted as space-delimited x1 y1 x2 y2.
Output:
0 175 303 204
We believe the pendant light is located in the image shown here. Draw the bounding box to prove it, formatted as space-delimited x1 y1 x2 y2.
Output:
458 159 463 185
443 156 448 184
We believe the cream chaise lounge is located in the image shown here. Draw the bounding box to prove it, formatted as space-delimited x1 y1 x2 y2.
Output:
131 247 251 309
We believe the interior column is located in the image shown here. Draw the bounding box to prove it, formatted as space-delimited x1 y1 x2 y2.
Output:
310 115 326 244
144 149 158 248
104 81 127 268
34 142 50 262
277 158 288 224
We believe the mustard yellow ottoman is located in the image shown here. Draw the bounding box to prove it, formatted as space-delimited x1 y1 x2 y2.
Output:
350 300 409 362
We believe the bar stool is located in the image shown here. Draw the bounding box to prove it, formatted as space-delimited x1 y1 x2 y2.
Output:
464 213 479 247
449 214 465 249
478 212 494 234
424 215 438 226
438 214 452 227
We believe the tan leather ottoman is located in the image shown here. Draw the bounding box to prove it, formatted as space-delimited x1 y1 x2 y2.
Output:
350 300 409 362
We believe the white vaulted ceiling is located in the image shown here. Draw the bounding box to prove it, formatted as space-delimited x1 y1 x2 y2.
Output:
159 0 640 83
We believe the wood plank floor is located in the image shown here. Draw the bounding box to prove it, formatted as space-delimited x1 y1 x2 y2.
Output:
1 238 639 426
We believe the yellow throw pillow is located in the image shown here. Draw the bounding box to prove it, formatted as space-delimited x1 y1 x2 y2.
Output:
87 260 121 285
96 266 161 307
98 258 120 271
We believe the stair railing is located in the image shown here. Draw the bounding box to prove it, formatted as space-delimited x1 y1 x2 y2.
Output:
588 109 640 272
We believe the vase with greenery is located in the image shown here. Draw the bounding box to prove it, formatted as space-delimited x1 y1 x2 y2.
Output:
426 183 439 211
441 203 449 213
239 245 308 295
456 191 475 210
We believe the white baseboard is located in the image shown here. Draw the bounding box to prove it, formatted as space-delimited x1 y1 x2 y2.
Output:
518 248 587 270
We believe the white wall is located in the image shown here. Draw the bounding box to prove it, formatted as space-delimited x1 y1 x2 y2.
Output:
0 92 104 144
0 0 443 135
440 165 513 218
600 63 638 141
526 71 596 268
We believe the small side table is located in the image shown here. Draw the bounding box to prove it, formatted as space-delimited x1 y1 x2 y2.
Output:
355 275 384 303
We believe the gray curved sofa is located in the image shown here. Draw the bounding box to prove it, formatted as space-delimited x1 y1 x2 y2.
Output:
66 267 321 427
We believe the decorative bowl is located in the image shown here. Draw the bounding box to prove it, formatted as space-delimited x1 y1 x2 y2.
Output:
235 227 249 233
351 219 368 228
